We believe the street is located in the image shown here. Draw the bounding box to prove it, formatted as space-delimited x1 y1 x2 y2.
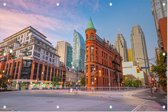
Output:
0 88 166 111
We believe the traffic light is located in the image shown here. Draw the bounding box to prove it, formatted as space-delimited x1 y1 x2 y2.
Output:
136 66 140 73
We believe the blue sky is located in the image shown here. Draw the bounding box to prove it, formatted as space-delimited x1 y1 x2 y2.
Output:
0 0 157 60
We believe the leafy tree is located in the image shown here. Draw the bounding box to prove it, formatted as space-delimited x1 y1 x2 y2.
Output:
0 73 11 90
123 77 142 87
151 52 167 92
80 76 86 86
52 75 61 87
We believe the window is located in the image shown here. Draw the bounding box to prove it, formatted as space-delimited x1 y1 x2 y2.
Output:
90 46 94 54
96 56 98 62
91 54 94 61
86 55 88 61
34 51 40 57
29 46 33 50
90 33 94 40
37 41 40 44
86 46 88 53
26 37 29 40
86 65 88 73
90 65 94 72
38 48 41 52
27 52 32 56
86 34 88 40
96 47 98 54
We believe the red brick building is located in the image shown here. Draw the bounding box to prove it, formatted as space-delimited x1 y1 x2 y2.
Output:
85 18 123 89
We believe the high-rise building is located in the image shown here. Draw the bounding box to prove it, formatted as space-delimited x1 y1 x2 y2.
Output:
131 25 149 85
114 33 128 62
56 41 72 68
152 0 167 52
72 30 85 72
127 48 133 61
85 18 122 89
0 26 66 89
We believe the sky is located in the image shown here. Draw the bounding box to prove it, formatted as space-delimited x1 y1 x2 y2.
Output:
0 0 158 61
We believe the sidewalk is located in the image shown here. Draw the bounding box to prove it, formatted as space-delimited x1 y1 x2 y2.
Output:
133 88 167 111
132 100 165 111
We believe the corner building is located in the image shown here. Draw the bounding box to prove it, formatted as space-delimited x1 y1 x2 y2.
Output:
0 26 66 89
85 18 122 89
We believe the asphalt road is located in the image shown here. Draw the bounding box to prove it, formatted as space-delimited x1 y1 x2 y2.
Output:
0 89 166 111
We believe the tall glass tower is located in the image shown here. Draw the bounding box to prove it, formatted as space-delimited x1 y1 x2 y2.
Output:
72 30 85 72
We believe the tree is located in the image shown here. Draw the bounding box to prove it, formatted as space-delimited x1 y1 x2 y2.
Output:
123 77 142 87
0 73 11 90
80 76 86 86
151 52 167 92
52 76 61 88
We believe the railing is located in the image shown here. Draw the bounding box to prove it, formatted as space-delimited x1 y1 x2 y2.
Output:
29 86 145 91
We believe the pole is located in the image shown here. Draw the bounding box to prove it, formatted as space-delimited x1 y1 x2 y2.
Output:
76 67 78 90
108 69 110 91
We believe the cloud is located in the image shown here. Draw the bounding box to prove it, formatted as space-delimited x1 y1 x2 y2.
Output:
0 8 85 44
0 0 102 45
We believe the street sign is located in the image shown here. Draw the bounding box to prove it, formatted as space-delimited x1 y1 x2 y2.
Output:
140 67 150 69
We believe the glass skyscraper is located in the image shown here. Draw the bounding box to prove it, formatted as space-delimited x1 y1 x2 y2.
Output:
72 30 85 72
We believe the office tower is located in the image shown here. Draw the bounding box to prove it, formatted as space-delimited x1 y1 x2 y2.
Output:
72 30 85 72
131 25 149 85
114 33 128 62
56 41 72 68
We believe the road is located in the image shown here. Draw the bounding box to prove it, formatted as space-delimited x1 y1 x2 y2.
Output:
0 88 166 111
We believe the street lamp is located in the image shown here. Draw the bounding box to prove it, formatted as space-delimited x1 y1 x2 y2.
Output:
9 49 13 53
72 65 78 89
162 52 166 56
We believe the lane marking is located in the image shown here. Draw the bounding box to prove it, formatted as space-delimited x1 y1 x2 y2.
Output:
131 100 148 111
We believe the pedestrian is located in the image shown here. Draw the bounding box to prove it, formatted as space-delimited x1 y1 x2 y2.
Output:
150 82 154 96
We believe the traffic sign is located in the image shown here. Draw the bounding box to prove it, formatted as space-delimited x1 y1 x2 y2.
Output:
140 67 150 69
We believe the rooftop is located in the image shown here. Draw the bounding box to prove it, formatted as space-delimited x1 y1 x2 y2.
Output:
86 18 96 31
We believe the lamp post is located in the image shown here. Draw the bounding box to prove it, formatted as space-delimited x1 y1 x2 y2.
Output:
108 69 111 91
72 66 78 90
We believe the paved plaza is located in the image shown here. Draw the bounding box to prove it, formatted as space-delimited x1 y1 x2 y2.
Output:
0 88 167 111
